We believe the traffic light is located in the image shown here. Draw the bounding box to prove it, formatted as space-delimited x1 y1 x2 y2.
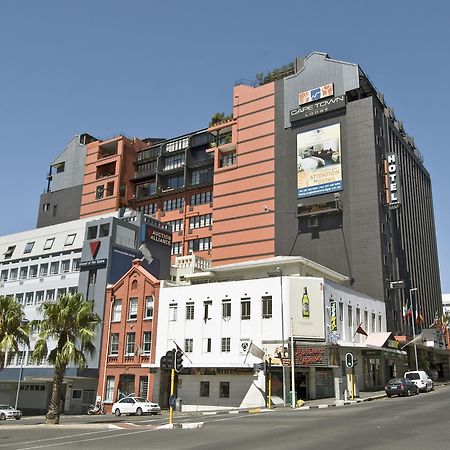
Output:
161 349 175 372
175 350 184 373
345 352 354 368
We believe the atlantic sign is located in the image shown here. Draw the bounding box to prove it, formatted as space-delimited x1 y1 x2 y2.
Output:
290 95 346 122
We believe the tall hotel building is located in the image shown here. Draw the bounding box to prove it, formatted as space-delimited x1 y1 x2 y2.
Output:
36 52 441 336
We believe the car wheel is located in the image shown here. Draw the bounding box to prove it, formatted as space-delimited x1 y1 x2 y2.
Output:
406 389 411 397
136 407 143 416
0 413 6 421
386 394 392 398
15 417 21 420
114 409 121 417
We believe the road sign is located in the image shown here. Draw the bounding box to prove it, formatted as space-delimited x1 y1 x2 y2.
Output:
390 280 405 289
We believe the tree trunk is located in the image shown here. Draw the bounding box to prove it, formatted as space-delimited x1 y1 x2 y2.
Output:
45 363 66 424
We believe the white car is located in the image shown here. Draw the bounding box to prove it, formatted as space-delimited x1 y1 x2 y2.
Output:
112 397 161 416
0 405 22 420
404 370 434 392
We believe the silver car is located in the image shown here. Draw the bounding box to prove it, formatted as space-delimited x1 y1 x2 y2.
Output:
0 405 22 420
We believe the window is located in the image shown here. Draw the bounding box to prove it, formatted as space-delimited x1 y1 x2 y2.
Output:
364 310 369 330
50 262 59 275
87 226 97 240
192 168 212 185
4 245 16 259
25 292 34 306
203 338 212 353
371 313 376 333
29 265 38 278
126 333 135 356
72 258 81 272
52 205 58 217
189 214 212 229
220 382 230 398
61 260 70 273
184 338 193 353
42 203 50 212
88 269 97 285
142 332 152 354
24 242 35 254
0 269 8 281
15 293 24 305
221 337 231 352
57 288 67 298
262 296 272 319
241 299 251 320
35 291 44 304
165 137 189 153
203 301 212 321
200 381 210 397
65 234 76 246
188 237 212 252
163 197 184 212
128 298 138 320
96 185 105 200
186 303 195 320
72 390 82 399
43 239 54 250
163 153 185 170
9 268 18 280
68 286 78 295
112 300 122 322
99 223 110 237
144 296 154 319
222 300 231 320
46 289 55 302
356 308 361 328
106 377 115 402
19 266 28 279
110 333 119 356
136 203 157 215
220 151 236 167
169 304 178 321
378 314 382 332
39 263 48 277
171 242 182 256
348 306 353 327
190 191 212 206
167 219 183 232
55 162 65 173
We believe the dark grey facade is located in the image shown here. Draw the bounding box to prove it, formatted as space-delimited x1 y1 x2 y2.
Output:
274 52 441 335
37 133 96 228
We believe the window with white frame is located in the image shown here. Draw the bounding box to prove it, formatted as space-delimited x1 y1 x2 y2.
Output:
68 286 78 295
29 265 38 278
371 313 376 333
15 293 24 304
61 260 70 273
221 337 231 352
189 214 212 229
184 338 193 353
106 377 115 402
203 300 212 321
72 258 81 272
190 191 212 206
128 298 138 320
50 261 59 275
188 237 212 252
39 264 48 277
169 304 178 321
57 288 67 298
126 333 135 356
43 238 54 250
46 289 55 302
348 306 353 327
19 266 28 280
222 299 231 320
144 296 154 319
25 292 34 306
171 242 182 256
65 234 76 246
166 219 183 232
142 332 152 354
163 153 185 170
203 338 212 353
241 299 251 320
186 303 195 320
4 245 16 259
262 296 272 319
35 291 44 305
163 197 184 212
9 268 18 280
110 333 119 356
378 314 382 332
165 137 189 153
112 300 122 322
0 269 8 281
24 242 35 254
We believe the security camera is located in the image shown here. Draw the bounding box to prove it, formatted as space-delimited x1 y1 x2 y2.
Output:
263 205 270 213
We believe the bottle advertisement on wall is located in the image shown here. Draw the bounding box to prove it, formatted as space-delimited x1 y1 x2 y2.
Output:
288 278 325 339
297 123 342 198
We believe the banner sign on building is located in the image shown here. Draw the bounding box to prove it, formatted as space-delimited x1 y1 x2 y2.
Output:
299 83 334 105
289 278 325 340
80 258 107 270
384 153 401 209
294 344 328 367
297 123 343 198
330 297 337 332
290 95 345 123
144 225 172 247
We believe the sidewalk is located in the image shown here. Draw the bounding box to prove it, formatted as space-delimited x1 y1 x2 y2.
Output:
298 390 386 410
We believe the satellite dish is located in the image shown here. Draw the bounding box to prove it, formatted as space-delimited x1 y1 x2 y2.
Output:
139 243 153 264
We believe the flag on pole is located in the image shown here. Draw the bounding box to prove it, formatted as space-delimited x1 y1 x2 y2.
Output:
244 340 265 363
354 323 368 337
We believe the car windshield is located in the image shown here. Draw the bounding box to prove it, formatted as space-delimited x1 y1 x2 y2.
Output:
389 378 404 384
405 373 420 380
0 405 13 409
134 398 147 403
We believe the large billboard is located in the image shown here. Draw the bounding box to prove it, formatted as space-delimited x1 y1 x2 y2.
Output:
289 278 325 340
297 123 342 198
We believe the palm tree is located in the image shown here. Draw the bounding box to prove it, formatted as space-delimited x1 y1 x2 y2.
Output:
0 295 29 368
31 293 101 424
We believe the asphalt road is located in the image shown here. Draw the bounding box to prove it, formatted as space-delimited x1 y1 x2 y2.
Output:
1 386 450 450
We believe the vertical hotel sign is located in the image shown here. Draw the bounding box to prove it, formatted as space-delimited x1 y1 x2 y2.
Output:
384 153 401 209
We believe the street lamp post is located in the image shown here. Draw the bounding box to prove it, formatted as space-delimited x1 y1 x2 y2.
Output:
276 267 287 406
409 288 419 371
15 319 29 410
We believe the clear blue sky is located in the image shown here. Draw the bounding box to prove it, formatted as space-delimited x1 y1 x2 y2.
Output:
1 1 448 292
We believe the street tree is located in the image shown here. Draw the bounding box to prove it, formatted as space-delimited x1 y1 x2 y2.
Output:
31 293 101 424
0 295 29 368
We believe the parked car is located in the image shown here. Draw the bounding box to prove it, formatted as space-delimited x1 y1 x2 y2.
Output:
112 397 161 416
0 405 22 420
404 370 434 392
385 378 419 397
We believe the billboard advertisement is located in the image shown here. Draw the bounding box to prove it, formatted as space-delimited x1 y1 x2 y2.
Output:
297 123 342 198
288 277 325 340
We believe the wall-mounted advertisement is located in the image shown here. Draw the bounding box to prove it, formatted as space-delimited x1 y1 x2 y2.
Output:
288 278 325 340
297 123 342 198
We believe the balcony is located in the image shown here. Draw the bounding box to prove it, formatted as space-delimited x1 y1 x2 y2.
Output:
131 167 157 181
187 154 214 169
136 147 161 162
97 141 118 160
96 162 116 179
133 182 158 201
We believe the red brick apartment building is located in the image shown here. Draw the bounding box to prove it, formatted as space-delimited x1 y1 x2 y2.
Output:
97 259 160 409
